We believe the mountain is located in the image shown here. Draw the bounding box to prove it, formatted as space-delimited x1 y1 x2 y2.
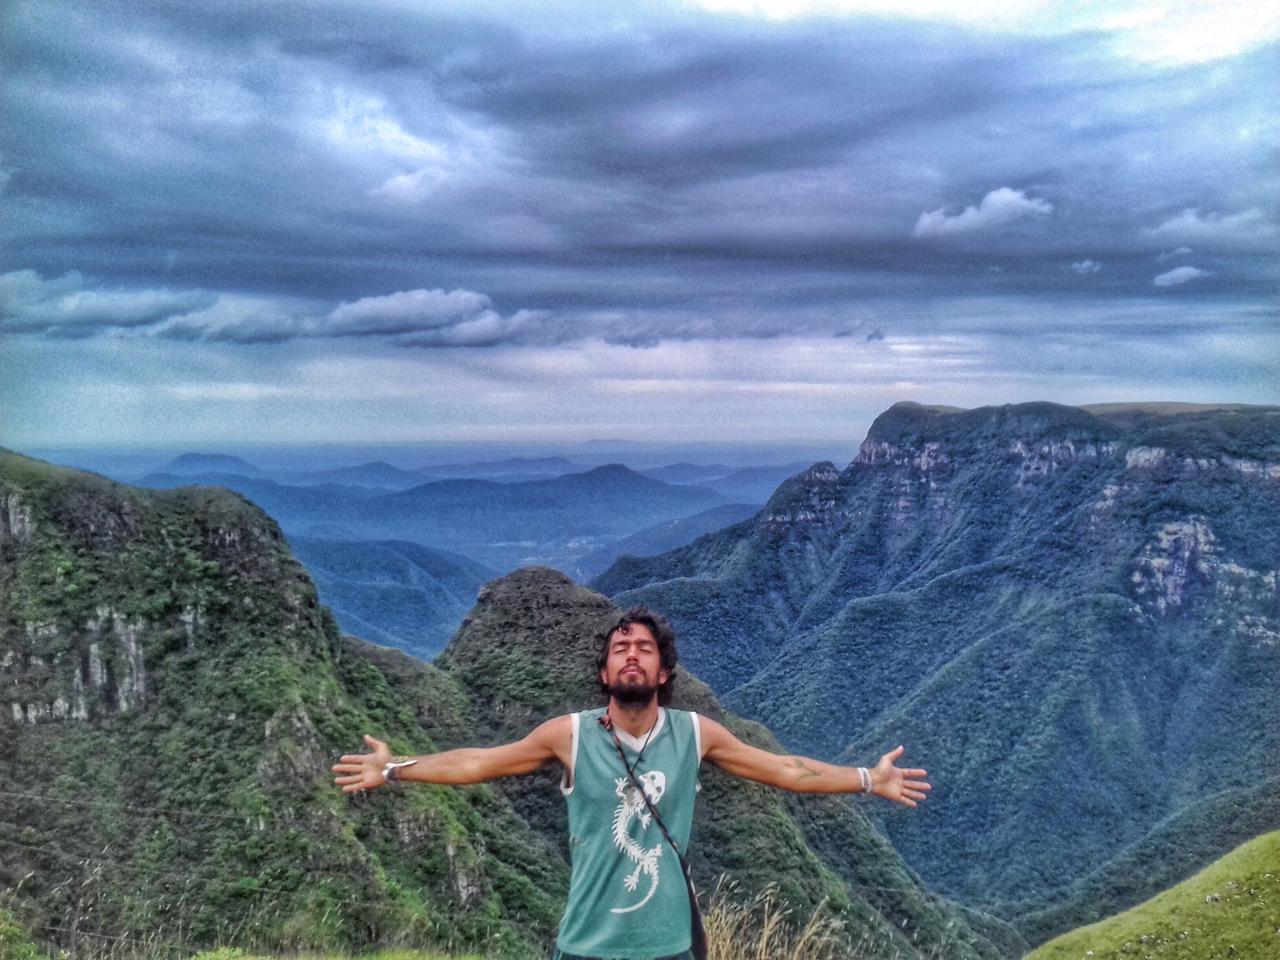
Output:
289 461 436 489
137 464 727 573
1026 830 1280 960
574 503 760 579
433 566 1021 960
425 456 581 479
640 463 736 484
287 537 491 659
0 450 1016 960
0 449 567 958
592 401 1280 936
1010 776 1280 945
161 452 265 476
640 462 821 504
697 462 817 504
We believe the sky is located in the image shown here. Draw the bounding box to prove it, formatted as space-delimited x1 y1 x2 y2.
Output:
2 0 1277 451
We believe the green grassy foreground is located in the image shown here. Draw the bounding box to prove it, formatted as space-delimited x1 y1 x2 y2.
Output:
190 951 486 960
1028 831 1280 960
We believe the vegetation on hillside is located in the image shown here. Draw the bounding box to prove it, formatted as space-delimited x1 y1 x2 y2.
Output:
1027 831 1280 960
594 402 1280 937
1 450 1014 960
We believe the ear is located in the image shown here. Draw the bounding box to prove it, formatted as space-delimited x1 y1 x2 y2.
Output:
658 668 669 686
600 667 609 687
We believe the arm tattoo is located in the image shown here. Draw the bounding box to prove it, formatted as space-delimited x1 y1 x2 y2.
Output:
791 758 821 781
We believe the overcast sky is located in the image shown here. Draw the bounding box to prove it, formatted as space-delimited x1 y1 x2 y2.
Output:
2 0 1277 450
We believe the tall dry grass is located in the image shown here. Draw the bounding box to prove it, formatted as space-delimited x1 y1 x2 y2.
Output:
702 880 849 960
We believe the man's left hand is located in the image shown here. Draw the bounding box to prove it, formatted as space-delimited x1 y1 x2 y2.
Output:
871 746 931 807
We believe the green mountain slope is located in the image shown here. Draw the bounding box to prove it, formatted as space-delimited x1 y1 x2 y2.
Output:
1011 777 1280 944
1026 831 1280 960
0 450 1016 959
434 566 1022 960
0 450 565 958
592 401 1280 930
575 502 760 579
288 536 491 659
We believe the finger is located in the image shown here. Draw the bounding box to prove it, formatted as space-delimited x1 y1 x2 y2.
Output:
332 762 363 773
342 783 371 794
903 789 927 801
338 754 369 765
886 745 905 760
364 734 386 749
903 780 932 791
334 775 364 786
903 768 927 778
896 796 917 808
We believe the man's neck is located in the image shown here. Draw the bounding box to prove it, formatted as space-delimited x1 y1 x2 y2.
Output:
607 698 660 738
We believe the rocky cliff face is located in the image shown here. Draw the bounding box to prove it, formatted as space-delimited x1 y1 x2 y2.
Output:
595 401 1280 937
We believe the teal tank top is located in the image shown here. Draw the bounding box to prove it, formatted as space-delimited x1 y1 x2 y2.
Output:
556 707 701 959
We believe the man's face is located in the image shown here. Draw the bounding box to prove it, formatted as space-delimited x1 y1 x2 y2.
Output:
601 622 668 705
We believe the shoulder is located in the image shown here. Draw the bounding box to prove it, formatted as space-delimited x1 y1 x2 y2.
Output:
668 708 709 755
522 713 578 764
527 713 576 745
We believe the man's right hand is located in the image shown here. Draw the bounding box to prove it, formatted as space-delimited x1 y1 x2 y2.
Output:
332 734 393 792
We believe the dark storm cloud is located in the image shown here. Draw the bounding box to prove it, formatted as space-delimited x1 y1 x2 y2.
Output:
1 0 1276 348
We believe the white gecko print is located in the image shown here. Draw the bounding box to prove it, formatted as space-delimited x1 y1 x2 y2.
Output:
609 769 666 913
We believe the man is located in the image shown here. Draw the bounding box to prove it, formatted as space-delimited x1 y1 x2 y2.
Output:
333 606 931 960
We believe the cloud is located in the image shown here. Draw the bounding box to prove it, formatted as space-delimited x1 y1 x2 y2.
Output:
913 188 1053 238
1070 259 1102 274
1156 246 1193 261
394 308 548 347
1145 208 1278 249
153 295 316 344
327 288 496 337
0 0 1276 361
1153 265 1211 287
0 269 216 336
689 1 1280 66
0 270 545 347
326 288 548 346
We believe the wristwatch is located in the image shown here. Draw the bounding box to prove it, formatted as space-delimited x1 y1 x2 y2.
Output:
382 757 418 784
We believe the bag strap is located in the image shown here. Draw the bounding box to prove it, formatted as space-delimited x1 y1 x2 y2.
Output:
602 715 690 874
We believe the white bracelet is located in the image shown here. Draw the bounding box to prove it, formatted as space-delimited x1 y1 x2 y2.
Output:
383 758 418 783
858 767 872 793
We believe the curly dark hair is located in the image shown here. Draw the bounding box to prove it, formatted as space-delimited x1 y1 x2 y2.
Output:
595 605 679 705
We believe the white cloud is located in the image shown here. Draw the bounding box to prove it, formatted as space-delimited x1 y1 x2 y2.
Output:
0 270 545 347
913 187 1052 238
324 90 447 165
1156 246 1193 261
395 308 548 348
1153 265 1211 287
327 288 495 336
689 1 1280 64
1071 259 1102 274
152 294 316 343
1145 208 1278 248
0 269 215 335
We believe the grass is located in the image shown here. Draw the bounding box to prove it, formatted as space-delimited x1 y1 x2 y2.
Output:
1027 830 1280 960
5 880 923 960
702 880 848 960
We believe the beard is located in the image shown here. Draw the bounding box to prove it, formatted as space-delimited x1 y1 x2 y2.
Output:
607 676 659 706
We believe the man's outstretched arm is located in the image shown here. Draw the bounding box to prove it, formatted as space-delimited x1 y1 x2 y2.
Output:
699 715 931 807
332 715 572 792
